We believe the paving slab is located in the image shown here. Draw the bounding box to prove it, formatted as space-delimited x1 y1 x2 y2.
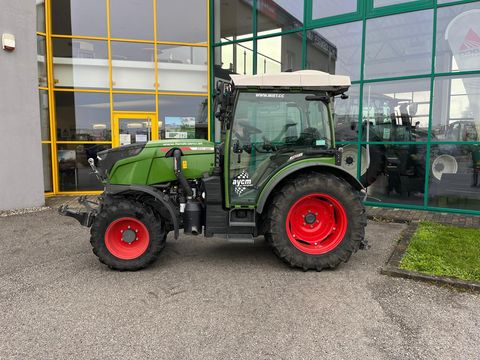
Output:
0 210 479 360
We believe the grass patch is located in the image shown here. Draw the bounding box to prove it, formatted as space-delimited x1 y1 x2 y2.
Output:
399 222 480 283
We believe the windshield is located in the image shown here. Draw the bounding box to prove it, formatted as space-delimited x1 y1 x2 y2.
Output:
232 92 332 150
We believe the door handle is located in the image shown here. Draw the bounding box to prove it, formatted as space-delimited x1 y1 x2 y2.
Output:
233 140 243 163
233 139 243 154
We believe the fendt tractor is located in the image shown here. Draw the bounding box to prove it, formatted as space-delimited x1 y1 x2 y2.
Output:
60 70 368 271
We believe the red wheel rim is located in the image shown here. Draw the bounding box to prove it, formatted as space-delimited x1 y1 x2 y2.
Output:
286 193 347 255
105 217 150 260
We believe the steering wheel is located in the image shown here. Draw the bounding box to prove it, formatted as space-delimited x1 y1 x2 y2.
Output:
251 137 277 153
262 136 278 152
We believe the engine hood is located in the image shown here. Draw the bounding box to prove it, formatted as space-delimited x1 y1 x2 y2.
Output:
96 139 215 179
145 139 215 156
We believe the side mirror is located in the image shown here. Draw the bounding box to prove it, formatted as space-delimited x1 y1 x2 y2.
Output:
215 80 223 93
215 80 224 101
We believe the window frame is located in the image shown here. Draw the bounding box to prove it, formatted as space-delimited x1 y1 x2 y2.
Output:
436 0 480 7
366 0 434 18
255 0 305 38
306 0 364 28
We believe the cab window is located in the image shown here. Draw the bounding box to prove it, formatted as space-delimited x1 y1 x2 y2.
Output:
229 91 332 204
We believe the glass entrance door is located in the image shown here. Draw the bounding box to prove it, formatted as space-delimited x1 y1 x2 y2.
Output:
113 112 158 147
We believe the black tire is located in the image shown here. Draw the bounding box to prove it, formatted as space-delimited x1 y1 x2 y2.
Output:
361 144 385 187
90 197 166 271
340 144 385 187
265 172 366 271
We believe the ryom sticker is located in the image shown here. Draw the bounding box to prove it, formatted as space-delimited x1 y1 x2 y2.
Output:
232 170 253 195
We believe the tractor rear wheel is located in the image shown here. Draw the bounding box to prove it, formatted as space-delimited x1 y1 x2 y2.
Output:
90 198 166 271
265 172 366 271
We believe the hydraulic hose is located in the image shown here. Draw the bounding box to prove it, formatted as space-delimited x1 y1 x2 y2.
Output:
172 149 193 198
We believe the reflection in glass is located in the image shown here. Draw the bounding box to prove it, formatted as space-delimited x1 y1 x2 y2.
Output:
37 36 47 87
257 33 302 74
42 144 53 193
55 92 111 141
312 0 357 20
157 45 208 93
362 79 431 143
306 21 362 81
432 75 480 143
110 0 153 40
113 94 156 112
374 0 417 8
36 0 45 33
51 0 107 37
39 90 50 141
118 118 151 146
156 0 207 43
366 144 427 206
57 144 110 191
229 92 333 204
52 38 109 89
435 3 480 73
214 41 254 76
214 0 253 42
364 10 433 79
334 84 360 142
334 85 393 186
257 0 303 36
111 41 154 91
429 144 480 211
158 95 208 140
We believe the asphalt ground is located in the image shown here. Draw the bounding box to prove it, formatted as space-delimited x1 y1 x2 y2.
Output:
1 210 479 360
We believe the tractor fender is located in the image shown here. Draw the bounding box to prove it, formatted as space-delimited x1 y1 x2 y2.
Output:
105 184 180 239
256 162 365 214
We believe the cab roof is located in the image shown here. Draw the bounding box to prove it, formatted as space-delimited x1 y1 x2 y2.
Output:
230 70 351 94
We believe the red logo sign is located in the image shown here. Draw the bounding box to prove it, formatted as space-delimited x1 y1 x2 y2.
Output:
459 29 480 51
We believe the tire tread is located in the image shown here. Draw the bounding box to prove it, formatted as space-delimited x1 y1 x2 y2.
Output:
90 197 166 271
264 172 366 271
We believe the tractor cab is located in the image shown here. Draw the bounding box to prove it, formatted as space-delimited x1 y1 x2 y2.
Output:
215 70 352 206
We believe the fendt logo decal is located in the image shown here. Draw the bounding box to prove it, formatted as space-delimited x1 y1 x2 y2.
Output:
459 29 480 56
288 153 303 162
232 170 253 195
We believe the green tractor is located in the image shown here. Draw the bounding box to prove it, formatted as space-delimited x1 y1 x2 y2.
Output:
60 70 368 271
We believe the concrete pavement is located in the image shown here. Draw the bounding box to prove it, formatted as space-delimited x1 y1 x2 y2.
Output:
1 210 479 359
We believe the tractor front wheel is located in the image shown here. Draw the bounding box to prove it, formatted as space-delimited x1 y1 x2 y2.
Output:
90 198 166 271
265 172 366 271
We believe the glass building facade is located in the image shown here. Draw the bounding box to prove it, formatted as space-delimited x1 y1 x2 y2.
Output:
37 0 480 215
212 0 480 215
37 0 209 194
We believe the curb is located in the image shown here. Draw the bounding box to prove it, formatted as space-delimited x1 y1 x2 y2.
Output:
367 214 410 224
0 206 50 218
367 207 480 228
381 223 480 293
